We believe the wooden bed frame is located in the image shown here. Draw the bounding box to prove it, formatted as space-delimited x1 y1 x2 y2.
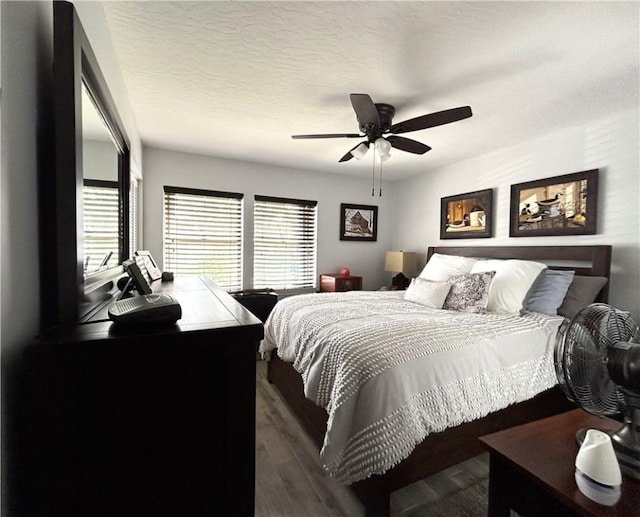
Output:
266 245 612 517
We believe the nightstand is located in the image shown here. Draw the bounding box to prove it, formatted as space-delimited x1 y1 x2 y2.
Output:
319 274 363 292
480 409 639 516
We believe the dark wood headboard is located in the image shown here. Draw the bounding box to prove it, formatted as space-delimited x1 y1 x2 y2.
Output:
426 245 612 302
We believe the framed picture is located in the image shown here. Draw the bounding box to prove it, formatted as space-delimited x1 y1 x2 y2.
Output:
340 203 378 241
440 188 493 239
134 250 162 281
509 169 598 237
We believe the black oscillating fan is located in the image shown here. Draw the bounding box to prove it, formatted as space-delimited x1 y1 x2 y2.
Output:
555 303 640 480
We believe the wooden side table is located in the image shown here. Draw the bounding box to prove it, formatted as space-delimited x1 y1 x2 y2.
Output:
479 409 640 517
319 274 363 292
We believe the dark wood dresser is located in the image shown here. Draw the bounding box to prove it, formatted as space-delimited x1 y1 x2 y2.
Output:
23 276 263 517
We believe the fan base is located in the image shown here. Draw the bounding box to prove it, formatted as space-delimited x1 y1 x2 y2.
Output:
576 426 640 481
575 468 621 506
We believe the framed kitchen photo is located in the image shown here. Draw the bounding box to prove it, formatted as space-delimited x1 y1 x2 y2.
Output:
340 203 378 241
509 169 598 237
440 188 493 239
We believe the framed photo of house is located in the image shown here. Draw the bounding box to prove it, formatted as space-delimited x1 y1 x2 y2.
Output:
440 188 493 239
340 203 378 241
509 169 598 237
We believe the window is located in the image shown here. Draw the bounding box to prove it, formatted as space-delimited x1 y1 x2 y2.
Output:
254 195 317 290
83 179 119 273
163 186 243 290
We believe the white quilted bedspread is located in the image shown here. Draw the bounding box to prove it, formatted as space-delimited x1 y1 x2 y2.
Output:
260 290 564 485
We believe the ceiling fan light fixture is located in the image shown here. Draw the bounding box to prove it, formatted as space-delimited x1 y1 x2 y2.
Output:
374 138 391 155
352 142 369 160
375 138 391 161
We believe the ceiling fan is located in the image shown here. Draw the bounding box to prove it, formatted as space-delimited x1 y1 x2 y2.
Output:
291 93 472 162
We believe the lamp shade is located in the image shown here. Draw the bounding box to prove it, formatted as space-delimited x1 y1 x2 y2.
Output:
375 138 391 155
351 142 369 160
384 251 417 274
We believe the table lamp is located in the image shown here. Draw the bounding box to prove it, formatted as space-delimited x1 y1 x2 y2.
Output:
384 251 417 290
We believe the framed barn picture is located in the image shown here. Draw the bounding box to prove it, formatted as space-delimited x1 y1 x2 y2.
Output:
340 203 378 241
440 188 493 239
509 169 598 237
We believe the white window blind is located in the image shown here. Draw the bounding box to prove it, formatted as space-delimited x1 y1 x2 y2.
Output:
129 175 140 256
253 195 317 290
163 186 243 290
83 180 119 273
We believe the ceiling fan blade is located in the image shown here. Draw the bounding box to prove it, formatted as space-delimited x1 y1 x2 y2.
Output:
339 151 355 163
386 135 431 154
339 141 369 162
350 93 380 128
389 106 472 134
292 133 362 139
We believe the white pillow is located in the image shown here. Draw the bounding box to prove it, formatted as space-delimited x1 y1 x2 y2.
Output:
418 253 479 282
404 278 451 309
470 259 547 313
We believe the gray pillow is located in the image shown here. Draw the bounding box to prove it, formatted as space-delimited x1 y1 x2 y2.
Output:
557 275 608 320
522 269 575 316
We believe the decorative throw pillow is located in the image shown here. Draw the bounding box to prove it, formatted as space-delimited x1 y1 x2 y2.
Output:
404 278 451 309
470 259 547 313
557 276 608 320
418 253 479 282
522 269 575 316
443 271 496 313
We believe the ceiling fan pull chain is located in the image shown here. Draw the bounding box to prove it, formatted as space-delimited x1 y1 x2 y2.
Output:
379 159 383 197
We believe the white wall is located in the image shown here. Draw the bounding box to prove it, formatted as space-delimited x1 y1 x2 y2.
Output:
1 2 53 515
394 110 640 321
0 0 50 351
74 1 142 174
84 139 118 181
143 147 396 291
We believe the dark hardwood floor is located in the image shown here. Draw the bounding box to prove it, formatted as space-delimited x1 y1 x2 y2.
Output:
254 359 490 517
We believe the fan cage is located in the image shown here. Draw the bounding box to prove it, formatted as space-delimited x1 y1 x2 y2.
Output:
555 303 638 416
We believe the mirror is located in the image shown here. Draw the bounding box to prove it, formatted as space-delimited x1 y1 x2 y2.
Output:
43 1 130 327
82 82 121 275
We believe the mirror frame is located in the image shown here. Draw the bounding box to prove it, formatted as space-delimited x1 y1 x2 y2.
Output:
45 1 130 327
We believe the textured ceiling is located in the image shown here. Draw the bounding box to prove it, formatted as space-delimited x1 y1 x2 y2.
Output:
100 1 639 181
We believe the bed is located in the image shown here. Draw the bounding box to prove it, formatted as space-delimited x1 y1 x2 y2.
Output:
261 245 612 517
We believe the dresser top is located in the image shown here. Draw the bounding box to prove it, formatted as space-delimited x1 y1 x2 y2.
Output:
36 276 264 344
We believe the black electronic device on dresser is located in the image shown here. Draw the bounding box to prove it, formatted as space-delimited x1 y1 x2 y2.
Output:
23 276 263 517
